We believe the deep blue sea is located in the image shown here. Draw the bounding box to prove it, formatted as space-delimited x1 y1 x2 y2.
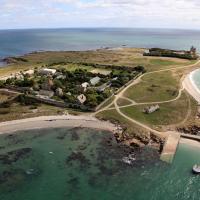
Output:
1 28 200 58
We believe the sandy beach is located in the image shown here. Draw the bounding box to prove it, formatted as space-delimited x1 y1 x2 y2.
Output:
0 115 117 134
180 138 200 148
183 70 200 103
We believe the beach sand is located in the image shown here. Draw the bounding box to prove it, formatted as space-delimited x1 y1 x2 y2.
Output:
180 138 200 148
0 115 117 134
183 70 200 103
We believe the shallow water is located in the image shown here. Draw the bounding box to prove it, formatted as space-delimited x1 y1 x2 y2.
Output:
0 28 200 58
0 128 200 200
191 69 200 93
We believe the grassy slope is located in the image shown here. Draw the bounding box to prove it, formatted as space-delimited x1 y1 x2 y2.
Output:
124 71 179 103
120 92 196 129
117 98 132 107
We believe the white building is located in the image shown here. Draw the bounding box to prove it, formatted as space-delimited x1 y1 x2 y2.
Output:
81 82 89 92
77 94 87 104
143 105 160 114
39 68 57 75
90 76 101 86
24 69 34 76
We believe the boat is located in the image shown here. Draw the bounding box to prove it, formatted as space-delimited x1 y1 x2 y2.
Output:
192 164 200 174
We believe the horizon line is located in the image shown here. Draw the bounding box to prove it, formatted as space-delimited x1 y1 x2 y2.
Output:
1 27 200 31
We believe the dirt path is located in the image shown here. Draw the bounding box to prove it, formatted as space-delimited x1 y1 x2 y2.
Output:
95 59 200 137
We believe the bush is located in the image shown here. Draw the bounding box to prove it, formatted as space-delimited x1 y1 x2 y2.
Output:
0 108 10 114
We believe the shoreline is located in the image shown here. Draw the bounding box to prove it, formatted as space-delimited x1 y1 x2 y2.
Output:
180 138 200 148
0 115 118 135
183 68 200 103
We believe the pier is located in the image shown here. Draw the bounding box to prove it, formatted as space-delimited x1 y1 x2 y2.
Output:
160 131 181 163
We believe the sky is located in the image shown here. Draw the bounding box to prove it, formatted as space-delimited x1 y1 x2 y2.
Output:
1 0 200 29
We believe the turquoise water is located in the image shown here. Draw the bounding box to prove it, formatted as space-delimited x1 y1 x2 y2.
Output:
1 28 200 58
0 128 200 200
191 69 200 92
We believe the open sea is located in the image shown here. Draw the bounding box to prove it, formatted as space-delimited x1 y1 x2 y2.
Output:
0 128 200 200
1 28 200 58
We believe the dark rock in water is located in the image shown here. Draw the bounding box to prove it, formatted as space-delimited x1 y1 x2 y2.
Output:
5 134 24 145
0 148 32 165
66 151 91 168
56 132 68 140
67 177 79 185
0 169 26 187
98 165 116 176
0 146 5 150
71 132 80 141
78 144 87 151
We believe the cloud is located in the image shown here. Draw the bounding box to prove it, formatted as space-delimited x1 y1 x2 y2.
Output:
0 0 200 29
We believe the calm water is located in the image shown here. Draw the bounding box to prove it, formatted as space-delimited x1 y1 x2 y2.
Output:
0 128 200 200
1 28 200 58
192 69 200 93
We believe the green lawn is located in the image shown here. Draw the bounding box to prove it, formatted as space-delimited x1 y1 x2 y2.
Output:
117 98 132 106
121 92 193 128
124 71 179 103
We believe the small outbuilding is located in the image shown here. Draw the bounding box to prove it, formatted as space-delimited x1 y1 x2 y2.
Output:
24 69 34 76
143 105 160 114
77 94 87 104
90 77 101 86
81 82 90 92
56 88 63 97
39 68 57 75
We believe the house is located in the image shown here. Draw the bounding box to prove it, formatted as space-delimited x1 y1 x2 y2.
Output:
97 83 111 92
143 105 160 114
56 75 66 80
66 92 72 96
24 69 34 76
39 68 57 75
15 73 24 80
56 88 63 97
81 82 89 92
90 76 101 86
77 94 87 104
38 90 54 98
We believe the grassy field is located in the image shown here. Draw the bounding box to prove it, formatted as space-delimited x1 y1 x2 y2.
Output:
0 48 193 77
0 103 64 122
0 102 83 123
120 92 196 129
97 96 115 110
117 98 132 107
124 71 179 103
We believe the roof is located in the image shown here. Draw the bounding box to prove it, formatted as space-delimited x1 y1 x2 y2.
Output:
39 68 57 75
81 82 89 88
24 69 34 75
90 77 101 86
77 94 87 104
